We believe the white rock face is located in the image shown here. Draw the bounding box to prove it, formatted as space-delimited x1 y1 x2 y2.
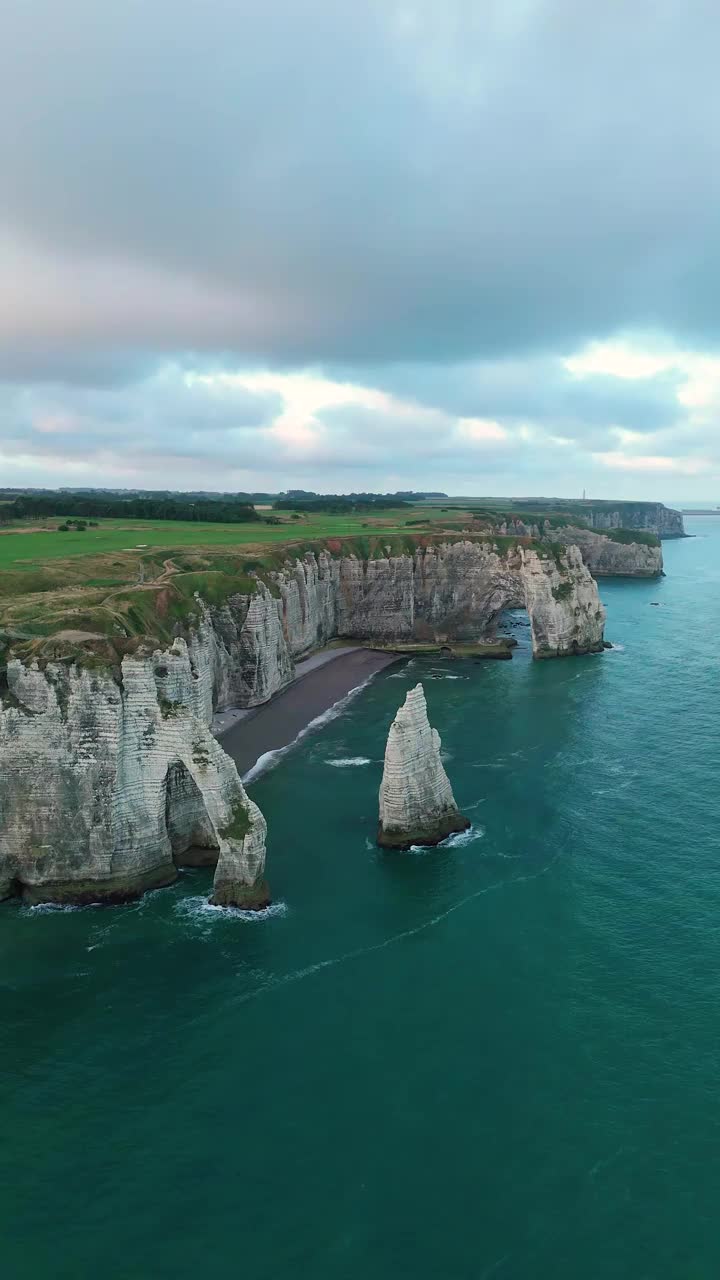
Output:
552 526 663 577
519 546 606 657
189 540 607 710
378 683 469 848
0 538 607 904
0 639 268 907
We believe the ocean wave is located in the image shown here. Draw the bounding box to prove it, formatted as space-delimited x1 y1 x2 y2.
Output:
426 673 467 680
25 901 103 914
243 674 378 783
175 896 288 923
407 823 485 853
326 756 372 768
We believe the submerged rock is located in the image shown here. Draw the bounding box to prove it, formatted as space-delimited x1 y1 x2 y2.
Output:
377 683 469 850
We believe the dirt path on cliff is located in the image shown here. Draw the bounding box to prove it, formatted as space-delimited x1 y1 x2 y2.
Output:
219 648 401 779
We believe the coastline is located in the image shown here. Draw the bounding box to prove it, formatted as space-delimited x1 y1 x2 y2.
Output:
215 647 402 779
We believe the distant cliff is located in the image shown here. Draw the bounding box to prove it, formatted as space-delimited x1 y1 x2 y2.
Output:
550 527 663 577
196 538 606 708
572 502 685 539
0 536 605 907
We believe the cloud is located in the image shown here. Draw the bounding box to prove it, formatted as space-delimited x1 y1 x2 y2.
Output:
2 0 720 369
328 356 685 438
592 451 715 476
2 2 720 498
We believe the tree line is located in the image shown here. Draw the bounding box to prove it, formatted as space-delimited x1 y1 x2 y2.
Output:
273 497 412 513
0 495 261 524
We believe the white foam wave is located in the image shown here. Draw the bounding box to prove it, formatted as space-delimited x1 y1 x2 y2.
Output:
442 824 485 848
26 901 103 914
175 896 288 923
243 674 378 783
326 756 371 768
407 823 485 853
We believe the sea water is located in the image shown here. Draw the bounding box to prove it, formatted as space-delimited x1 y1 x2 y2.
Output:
2 517 720 1279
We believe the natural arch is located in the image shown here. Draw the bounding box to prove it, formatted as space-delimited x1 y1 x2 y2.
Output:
164 760 220 868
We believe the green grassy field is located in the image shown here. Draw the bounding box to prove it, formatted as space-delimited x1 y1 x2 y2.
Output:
0 509 440 569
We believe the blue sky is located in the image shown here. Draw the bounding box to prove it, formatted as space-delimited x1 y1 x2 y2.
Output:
1 0 719 498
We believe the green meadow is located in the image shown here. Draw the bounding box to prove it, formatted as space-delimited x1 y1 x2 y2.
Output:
0 509 444 570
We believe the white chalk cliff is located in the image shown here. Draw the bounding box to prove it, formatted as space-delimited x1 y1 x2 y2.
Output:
0 639 268 908
378 683 469 848
519 546 606 657
0 537 606 904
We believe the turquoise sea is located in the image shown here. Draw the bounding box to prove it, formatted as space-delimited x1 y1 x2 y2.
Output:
3 516 720 1279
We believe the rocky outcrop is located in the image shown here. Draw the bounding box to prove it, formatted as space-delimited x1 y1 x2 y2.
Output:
0 639 268 908
189 540 594 710
552 527 663 577
0 536 606 905
377 683 469 849
519 546 606 657
578 502 685 539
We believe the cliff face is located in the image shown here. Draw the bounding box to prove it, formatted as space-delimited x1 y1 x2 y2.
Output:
0 639 268 907
581 502 685 539
552 527 663 577
378 683 469 848
0 537 606 905
519 546 606 657
196 540 605 708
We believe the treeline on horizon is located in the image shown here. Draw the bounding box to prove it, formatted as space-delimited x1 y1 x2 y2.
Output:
0 494 262 524
273 496 413 513
0 488 445 523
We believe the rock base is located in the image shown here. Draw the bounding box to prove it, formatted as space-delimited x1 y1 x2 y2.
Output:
209 877 272 910
377 811 471 851
534 640 605 659
18 861 179 906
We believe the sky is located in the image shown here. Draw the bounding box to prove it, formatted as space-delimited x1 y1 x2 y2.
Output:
1 0 720 500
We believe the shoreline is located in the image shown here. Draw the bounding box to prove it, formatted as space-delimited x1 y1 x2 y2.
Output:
216 647 402 780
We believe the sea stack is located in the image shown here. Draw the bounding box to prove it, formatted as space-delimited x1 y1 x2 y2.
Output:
377 683 470 849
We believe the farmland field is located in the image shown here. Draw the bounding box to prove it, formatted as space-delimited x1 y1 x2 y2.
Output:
0 508 456 570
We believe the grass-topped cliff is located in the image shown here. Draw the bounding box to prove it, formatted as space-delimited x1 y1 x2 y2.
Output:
0 526 543 669
0 500 661 669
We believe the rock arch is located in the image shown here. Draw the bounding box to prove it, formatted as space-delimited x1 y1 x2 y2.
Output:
164 759 220 867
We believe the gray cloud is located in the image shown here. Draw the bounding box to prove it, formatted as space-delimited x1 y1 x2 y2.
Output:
327 359 685 437
0 370 281 468
2 1 720 367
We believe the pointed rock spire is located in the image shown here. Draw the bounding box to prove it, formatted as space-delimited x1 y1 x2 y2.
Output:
377 683 470 849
